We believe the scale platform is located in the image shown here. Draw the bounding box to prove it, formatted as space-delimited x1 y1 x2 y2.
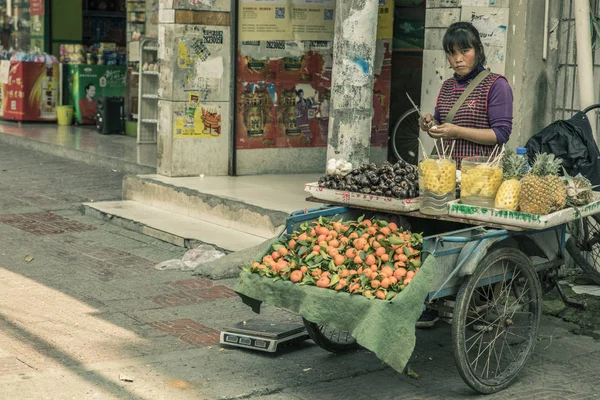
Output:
220 318 309 353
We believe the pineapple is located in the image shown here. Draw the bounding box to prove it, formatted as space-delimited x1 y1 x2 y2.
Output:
519 153 566 215
563 167 595 206
419 158 456 195
461 162 502 199
494 150 527 210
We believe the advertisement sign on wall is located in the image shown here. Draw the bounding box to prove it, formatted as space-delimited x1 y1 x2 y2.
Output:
239 0 292 41
2 62 59 121
174 92 222 138
66 65 127 125
291 0 335 41
240 0 336 41
236 1 393 150
377 0 395 40
30 0 45 16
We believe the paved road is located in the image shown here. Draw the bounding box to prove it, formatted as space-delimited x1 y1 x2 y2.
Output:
0 142 599 399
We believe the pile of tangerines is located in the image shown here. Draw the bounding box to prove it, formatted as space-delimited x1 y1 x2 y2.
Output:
244 216 423 301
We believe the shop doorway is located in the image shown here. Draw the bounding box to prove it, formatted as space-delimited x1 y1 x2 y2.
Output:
388 0 425 165
82 0 126 48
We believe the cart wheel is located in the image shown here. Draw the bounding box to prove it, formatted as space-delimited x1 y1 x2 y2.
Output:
567 215 600 284
452 248 541 394
302 318 359 353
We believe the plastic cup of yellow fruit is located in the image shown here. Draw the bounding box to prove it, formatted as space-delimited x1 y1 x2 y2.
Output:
460 156 503 208
418 156 456 215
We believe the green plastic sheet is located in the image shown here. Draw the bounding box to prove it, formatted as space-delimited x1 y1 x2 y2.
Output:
234 255 435 374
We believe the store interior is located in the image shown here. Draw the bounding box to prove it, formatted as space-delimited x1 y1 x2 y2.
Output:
0 0 424 172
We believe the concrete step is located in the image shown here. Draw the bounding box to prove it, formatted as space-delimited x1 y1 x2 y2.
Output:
121 174 318 239
83 200 268 252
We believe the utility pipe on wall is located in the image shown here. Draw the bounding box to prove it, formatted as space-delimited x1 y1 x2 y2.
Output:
574 0 597 143
543 0 549 60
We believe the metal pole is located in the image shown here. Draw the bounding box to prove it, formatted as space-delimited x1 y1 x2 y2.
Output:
229 0 237 176
574 0 597 143
326 0 379 169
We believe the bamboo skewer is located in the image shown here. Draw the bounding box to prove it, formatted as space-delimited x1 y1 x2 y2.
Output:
486 145 499 165
440 138 446 159
434 140 442 159
449 140 456 159
418 138 429 160
491 145 506 168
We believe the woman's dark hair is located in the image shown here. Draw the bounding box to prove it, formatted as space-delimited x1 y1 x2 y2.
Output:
85 83 95 92
443 22 486 67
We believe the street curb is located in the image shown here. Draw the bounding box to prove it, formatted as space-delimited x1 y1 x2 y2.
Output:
0 131 156 175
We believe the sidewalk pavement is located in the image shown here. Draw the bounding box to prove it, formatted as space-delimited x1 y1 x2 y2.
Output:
1 142 600 399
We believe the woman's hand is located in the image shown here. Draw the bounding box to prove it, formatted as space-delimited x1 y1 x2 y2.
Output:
419 113 435 132
429 123 460 139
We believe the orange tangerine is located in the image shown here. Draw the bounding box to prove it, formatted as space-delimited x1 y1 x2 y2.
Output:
381 266 394 278
290 270 303 282
316 276 331 288
394 268 407 280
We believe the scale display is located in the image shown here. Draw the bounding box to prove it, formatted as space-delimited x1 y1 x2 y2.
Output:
220 318 309 353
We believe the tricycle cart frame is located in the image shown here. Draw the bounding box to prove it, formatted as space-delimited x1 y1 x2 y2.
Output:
285 203 581 394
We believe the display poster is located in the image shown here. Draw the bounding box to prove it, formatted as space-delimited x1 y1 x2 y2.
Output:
66 65 127 125
30 0 44 16
377 0 394 40
175 28 228 103
371 40 392 147
239 0 292 41
174 92 222 138
291 0 335 41
3 62 59 121
0 61 10 85
241 0 394 41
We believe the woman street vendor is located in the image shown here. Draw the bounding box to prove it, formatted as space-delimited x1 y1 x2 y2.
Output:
416 22 514 328
419 21 514 170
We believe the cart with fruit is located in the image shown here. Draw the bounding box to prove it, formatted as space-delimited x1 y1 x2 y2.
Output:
235 119 600 394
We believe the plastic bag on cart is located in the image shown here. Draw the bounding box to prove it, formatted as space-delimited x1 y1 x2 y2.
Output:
525 111 600 189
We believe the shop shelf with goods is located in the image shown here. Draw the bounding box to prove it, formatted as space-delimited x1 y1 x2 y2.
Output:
126 0 146 43
82 0 126 47
137 38 158 144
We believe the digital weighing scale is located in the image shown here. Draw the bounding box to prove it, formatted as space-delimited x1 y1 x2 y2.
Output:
220 318 309 353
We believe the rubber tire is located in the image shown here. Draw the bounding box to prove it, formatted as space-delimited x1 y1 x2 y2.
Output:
302 318 359 353
391 108 420 165
566 215 600 284
452 248 542 394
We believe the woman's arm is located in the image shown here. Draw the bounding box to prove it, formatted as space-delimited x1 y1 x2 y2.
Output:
430 125 497 144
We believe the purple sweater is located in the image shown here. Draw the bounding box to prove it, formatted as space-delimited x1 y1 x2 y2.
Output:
433 66 513 144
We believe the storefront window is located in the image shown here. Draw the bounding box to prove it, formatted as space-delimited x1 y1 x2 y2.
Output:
0 0 48 52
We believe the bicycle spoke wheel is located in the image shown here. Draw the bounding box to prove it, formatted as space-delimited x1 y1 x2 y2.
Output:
452 248 541 394
567 215 600 284
302 318 358 353
391 108 420 165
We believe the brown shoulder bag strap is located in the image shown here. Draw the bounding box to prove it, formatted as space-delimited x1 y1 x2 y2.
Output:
444 69 491 123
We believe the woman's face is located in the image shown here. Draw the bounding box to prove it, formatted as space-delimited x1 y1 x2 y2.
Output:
446 47 477 77
86 86 96 98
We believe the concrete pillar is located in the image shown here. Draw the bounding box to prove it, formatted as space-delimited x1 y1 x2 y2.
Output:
157 0 232 177
326 0 379 167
